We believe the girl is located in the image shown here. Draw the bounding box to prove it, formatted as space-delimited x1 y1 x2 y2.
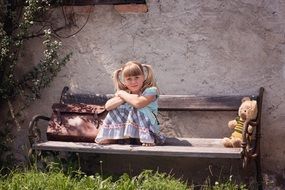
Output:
95 61 165 146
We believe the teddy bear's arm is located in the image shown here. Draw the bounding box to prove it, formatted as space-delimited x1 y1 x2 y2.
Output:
228 120 237 129
247 125 254 134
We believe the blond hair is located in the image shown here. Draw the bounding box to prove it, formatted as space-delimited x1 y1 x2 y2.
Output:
113 61 157 93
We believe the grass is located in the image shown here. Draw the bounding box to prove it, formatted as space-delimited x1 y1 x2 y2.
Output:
0 163 247 190
0 168 188 190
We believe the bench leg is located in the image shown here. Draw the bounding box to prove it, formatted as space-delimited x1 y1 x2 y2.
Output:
30 150 57 170
256 155 263 190
29 149 81 173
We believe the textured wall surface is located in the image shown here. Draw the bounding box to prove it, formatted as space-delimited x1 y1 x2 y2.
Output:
16 0 285 187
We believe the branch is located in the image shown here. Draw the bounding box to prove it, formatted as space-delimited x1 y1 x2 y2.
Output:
21 26 66 39
7 100 22 129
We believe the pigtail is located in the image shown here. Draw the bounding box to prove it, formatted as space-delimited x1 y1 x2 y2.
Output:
142 64 157 91
113 69 126 91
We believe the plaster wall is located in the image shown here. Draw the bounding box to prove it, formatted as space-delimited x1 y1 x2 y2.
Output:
16 0 285 187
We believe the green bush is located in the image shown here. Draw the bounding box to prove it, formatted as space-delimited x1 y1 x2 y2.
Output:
0 0 71 169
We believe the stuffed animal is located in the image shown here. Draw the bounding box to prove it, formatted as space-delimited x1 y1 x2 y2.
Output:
223 97 258 148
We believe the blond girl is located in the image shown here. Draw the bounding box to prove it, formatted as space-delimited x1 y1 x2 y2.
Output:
95 61 165 146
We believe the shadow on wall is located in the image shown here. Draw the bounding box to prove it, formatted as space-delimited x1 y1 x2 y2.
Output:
159 111 236 138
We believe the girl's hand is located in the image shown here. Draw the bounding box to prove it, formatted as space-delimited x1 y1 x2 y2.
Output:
114 90 120 97
115 90 128 98
115 90 155 109
105 96 125 111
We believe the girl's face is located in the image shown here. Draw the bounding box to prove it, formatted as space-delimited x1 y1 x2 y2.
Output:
123 75 144 94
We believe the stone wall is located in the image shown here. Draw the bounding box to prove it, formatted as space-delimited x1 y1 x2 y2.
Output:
16 0 285 187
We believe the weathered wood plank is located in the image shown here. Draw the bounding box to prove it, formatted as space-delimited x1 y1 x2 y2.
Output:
164 137 225 147
158 95 245 111
33 138 242 158
63 94 245 111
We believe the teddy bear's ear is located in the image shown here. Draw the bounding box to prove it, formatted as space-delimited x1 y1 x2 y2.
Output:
241 97 250 102
251 100 257 108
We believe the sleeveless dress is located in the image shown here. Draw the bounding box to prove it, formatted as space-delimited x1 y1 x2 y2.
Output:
95 87 165 144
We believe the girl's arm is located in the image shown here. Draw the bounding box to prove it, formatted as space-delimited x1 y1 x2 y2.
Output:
105 96 125 111
116 90 155 109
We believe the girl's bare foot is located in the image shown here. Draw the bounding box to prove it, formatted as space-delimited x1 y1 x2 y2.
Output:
142 143 155 146
96 139 116 145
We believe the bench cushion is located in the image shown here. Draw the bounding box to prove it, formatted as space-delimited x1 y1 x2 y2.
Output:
47 103 107 142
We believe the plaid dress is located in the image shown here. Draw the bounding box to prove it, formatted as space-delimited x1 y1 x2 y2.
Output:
95 87 165 144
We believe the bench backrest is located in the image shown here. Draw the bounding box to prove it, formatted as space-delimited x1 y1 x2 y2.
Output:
159 95 245 111
60 86 264 111
158 88 264 142
59 86 264 124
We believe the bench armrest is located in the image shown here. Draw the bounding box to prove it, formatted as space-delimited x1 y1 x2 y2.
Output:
28 114 50 147
241 119 259 168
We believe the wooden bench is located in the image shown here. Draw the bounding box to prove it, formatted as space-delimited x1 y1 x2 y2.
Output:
28 86 264 189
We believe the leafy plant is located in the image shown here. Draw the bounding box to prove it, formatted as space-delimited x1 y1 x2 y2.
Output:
0 0 71 169
19 29 71 104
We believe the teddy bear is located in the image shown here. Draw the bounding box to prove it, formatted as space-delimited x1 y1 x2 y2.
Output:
223 97 258 148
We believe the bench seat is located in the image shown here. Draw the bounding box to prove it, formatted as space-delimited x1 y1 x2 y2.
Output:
33 138 242 158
